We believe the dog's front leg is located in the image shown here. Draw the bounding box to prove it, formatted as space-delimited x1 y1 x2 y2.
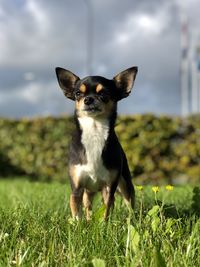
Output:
70 188 83 220
83 190 95 221
103 181 118 220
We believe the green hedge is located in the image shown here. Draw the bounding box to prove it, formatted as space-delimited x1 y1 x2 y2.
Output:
0 114 200 184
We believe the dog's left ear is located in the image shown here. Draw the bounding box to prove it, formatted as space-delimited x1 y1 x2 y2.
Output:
113 66 138 100
55 67 80 100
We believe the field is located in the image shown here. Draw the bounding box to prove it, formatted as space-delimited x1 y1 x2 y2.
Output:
0 179 200 267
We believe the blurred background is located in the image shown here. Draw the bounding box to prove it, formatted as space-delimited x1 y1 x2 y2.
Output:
0 0 200 117
0 0 200 184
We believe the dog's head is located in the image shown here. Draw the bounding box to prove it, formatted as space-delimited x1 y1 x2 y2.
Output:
55 67 138 117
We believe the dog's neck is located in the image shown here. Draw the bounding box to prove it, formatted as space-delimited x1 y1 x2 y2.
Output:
75 108 117 134
77 116 109 171
75 111 117 167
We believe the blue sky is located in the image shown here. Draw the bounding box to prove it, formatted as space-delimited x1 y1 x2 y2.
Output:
0 0 199 118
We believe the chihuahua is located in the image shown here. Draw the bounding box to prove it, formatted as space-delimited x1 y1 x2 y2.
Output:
55 66 138 220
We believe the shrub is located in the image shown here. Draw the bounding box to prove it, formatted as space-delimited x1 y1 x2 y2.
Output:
0 114 200 184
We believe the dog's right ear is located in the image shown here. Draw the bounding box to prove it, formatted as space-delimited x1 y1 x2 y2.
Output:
55 67 80 100
113 67 138 100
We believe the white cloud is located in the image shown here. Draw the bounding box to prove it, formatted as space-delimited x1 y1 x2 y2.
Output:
24 72 35 81
0 5 5 17
0 79 73 117
136 14 163 34
20 82 43 104
114 8 169 46
0 0 87 69
0 0 199 117
0 1 53 67
25 0 49 33
0 82 46 105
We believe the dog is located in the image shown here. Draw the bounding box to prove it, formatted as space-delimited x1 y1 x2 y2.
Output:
55 66 138 220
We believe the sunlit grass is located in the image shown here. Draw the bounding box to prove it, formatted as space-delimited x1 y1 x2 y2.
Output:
0 179 200 266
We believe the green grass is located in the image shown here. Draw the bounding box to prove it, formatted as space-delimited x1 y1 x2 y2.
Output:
0 179 200 267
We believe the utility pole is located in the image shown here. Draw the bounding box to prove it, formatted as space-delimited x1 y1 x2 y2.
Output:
197 46 200 112
191 31 199 113
180 9 190 116
83 0 94 75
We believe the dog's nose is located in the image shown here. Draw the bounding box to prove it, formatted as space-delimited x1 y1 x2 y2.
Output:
84 96 94 105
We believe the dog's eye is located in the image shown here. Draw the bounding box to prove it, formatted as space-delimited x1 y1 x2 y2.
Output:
75 91 81 97
98 91 110 102
98 91 103 96
98 90 109 98
97 90 105 96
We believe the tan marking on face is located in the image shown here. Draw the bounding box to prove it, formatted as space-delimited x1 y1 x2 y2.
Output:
96 84 103 93
80 83 87 93
75 98 85 116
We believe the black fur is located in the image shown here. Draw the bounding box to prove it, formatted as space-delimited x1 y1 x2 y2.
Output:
55 66 138 219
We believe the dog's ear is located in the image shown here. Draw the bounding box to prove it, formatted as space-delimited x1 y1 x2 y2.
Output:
55 67 80 100
113 67 138 100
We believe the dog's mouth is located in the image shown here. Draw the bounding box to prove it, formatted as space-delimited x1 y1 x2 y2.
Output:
83 106 102 113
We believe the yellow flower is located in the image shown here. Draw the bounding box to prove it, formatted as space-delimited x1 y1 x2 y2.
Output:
152 186 159 193
165 185 174 191
136 185 143 191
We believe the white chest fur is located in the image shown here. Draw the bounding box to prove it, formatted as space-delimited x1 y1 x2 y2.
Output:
75 117 110 190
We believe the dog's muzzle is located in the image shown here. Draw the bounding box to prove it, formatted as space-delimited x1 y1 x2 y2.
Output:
83 96 101 112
